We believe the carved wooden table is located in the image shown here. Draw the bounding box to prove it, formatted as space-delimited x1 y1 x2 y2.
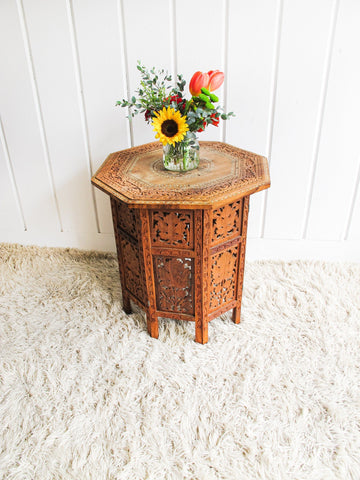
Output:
92 141 270 344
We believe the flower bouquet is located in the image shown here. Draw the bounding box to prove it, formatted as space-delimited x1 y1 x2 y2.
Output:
117 63 234 172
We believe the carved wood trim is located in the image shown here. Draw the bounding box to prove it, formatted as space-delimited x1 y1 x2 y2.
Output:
156 310 195 322
209 235 243 256
208 299 238 321
127 290 147 311
150 247 196 258
139 209 159 338
91 141 270 208
232 195 249 324
111 198 131 313
115 226 137 249
194 209 211 343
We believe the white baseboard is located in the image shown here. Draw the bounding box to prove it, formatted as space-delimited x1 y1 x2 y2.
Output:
1 231 359 262
0 231 116 252
246 238 360 262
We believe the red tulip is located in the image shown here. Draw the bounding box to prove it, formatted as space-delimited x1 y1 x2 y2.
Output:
207 70 224 92
189 71 210 96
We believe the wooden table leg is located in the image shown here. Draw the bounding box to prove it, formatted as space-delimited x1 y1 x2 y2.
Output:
122 294 132 315
111 198 133 315
195 318 208 344
147 311 159 339
194 210 210 344
232 195 249 324
139 209 159 339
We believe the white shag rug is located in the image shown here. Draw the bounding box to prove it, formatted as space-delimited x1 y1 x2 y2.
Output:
0 243 359 480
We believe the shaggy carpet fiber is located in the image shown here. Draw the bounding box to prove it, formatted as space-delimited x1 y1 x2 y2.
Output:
0 243 359 479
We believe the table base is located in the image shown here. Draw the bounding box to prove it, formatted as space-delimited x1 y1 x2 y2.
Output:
110 195 249 344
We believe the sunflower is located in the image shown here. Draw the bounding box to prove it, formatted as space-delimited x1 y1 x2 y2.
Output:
152 107 189 146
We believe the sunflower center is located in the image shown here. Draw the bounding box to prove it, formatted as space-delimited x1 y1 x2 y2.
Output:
161 119 179 138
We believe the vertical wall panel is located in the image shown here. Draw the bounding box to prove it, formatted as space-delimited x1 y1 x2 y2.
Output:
348 209 360 242
121 0 173 146
306 0 360 241
264 0 334 239
0 126 24 230
72 0 130 234
21 0 97 233
0 163 21 230
0 0 59 232
346 165 360 240
175 0 224 142
226 0 278 238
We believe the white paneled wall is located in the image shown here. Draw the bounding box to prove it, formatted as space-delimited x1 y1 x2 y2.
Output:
0 0 359 260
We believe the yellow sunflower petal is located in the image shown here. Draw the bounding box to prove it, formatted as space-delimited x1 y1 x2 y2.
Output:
151 106 189 146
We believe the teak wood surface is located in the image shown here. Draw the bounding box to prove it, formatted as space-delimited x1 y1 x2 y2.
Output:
92 141 270 343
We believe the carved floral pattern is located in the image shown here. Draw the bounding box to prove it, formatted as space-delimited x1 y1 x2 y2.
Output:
211 199 242 245
153 256 194 314
116 201 139 239
151 210 193 247
209 246 238 311
120 238 146 303
93 141 269 206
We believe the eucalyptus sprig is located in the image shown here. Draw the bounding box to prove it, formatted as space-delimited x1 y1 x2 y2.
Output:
116 62 186 120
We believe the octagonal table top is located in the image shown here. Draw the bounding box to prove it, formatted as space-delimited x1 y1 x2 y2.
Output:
91 141 270 209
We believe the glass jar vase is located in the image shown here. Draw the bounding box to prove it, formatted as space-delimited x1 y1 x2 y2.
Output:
163 137 200 172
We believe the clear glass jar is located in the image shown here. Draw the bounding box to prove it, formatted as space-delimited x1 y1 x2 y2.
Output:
163 137 200 172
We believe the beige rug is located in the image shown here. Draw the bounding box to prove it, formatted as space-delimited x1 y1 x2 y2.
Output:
0 243 359 479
